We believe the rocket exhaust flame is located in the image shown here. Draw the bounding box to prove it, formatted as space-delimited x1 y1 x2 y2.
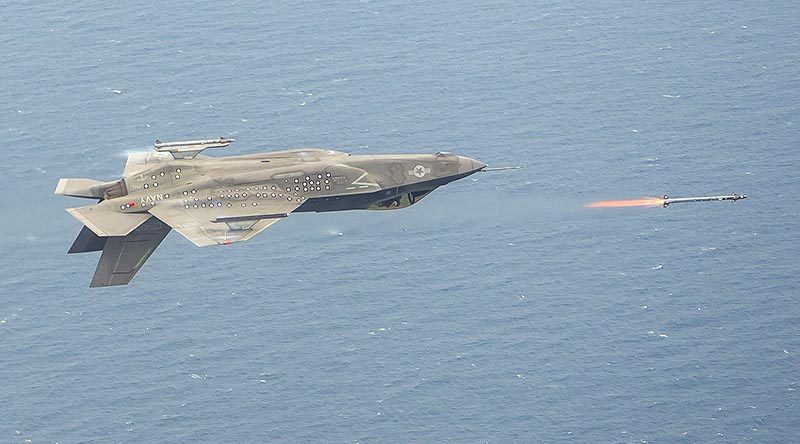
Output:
585 198 665 208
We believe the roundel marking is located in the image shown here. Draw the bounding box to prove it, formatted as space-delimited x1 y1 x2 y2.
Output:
409 165 431 178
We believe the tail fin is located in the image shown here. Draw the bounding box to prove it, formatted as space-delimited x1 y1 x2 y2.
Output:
55 178 128 200
90 216 171 287
68 226 107 254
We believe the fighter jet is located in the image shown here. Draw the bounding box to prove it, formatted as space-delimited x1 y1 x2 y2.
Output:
55 138 488 287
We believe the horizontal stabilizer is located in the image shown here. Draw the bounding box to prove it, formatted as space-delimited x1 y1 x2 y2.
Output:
55 178 128 199
55 178 104 198
67 204 150 237
91 216 171 287
68 226 107 254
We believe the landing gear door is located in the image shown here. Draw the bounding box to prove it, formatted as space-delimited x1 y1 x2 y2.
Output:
368 190 434 211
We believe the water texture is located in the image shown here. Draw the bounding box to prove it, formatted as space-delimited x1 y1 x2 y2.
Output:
1 1 798 442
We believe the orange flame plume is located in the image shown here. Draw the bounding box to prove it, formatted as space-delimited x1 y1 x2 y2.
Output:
585 197 665 208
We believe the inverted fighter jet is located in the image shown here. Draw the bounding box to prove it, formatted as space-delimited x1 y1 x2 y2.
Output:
56 138 488 287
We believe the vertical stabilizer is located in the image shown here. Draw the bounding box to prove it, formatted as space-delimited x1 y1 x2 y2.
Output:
123 151 172 177
68 226 107 254
90 217 171 287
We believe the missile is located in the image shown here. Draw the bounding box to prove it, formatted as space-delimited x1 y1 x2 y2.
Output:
661 193 747 207
153 137 234 159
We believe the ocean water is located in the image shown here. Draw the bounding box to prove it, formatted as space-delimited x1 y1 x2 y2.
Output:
1 0 799 442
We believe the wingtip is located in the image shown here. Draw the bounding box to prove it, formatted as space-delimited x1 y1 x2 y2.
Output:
54 178 68 195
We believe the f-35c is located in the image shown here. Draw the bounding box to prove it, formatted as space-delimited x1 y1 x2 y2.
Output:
56 138 488 287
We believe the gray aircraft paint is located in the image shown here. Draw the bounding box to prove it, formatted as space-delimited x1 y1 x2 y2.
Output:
56 139 486 287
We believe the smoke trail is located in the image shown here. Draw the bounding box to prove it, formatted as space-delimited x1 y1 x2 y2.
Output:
585 198 664 208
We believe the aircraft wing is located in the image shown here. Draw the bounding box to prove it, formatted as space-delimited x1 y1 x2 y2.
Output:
149 199 301 247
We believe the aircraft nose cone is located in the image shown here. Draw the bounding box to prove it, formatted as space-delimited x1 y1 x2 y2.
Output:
458 156 487 174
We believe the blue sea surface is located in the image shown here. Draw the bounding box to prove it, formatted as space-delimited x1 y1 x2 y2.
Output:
1 0 799 442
